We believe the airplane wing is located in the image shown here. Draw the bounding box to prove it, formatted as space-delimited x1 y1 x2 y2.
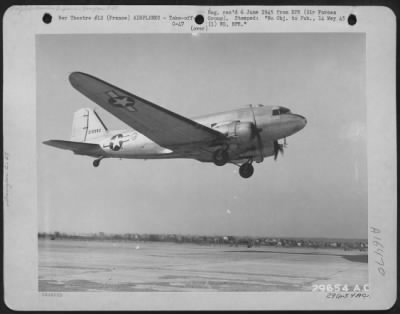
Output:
69 72 226 150
43 140 104 157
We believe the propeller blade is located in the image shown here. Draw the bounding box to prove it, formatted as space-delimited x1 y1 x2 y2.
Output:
273 140 279 160
273 140 284 160
250 122 264 162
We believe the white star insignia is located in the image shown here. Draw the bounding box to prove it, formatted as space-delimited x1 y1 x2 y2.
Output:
112 139 120 149
111 96 136 112
110 135 123 151
113 97 132 106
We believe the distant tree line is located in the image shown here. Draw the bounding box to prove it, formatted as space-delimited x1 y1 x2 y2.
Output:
38 232 368 251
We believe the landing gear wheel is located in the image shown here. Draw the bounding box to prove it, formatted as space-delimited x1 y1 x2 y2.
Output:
239 163 254 178
213 149 229 166
93 159 101 167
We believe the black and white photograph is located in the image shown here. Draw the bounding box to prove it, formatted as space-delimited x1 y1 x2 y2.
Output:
3 6 396 311
37 32 368 293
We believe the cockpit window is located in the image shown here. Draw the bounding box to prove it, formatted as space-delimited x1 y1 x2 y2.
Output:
272 109 280 116
279 107 291 114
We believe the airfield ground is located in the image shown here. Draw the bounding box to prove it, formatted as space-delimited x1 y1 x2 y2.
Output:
39 239 368 292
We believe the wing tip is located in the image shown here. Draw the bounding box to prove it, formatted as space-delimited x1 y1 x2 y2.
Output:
69 71 86 86
69 71 104 90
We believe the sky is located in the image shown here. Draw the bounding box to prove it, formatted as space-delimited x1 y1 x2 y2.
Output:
37 33 367 238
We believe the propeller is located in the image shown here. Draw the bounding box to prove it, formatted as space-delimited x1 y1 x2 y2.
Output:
250 123 262 140
249 105 264 162
273 140 285 160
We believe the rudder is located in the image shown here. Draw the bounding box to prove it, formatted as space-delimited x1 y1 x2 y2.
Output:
71 108 108 142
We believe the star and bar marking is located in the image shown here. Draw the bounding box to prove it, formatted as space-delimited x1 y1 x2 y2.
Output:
102 133 137 151
106 90 137 112
109 134 123 151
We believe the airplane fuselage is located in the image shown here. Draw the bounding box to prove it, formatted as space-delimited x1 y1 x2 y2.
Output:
89 105 307 163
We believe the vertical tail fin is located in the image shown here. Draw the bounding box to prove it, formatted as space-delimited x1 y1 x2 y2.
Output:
71 108 108 142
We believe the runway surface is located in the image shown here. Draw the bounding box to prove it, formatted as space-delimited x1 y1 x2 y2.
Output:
39 239 368 292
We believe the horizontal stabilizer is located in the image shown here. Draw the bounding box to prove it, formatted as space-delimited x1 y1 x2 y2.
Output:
43 140 103 157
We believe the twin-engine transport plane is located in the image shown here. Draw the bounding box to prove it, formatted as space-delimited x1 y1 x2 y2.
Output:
44 72 307 178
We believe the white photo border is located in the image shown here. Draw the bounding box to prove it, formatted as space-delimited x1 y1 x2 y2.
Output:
3 5 397 310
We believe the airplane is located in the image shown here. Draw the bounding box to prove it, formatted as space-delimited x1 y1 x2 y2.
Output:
43 72 307 179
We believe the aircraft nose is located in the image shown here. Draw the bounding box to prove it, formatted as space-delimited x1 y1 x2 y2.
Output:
292 113 307 131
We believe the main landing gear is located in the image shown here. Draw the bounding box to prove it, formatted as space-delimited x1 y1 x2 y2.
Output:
213 147 254 178
93 157 104 167
239 161 254 179
213 148 229 166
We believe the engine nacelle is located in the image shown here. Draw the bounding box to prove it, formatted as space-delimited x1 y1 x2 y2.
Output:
239 145 275 163
214 121 254 144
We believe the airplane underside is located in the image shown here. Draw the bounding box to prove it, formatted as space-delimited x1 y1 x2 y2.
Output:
90 143 277 179
91 155 257 178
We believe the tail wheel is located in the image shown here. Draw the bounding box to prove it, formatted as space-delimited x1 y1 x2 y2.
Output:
239 163 254 178
93 159 101 167
213 149 229 166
